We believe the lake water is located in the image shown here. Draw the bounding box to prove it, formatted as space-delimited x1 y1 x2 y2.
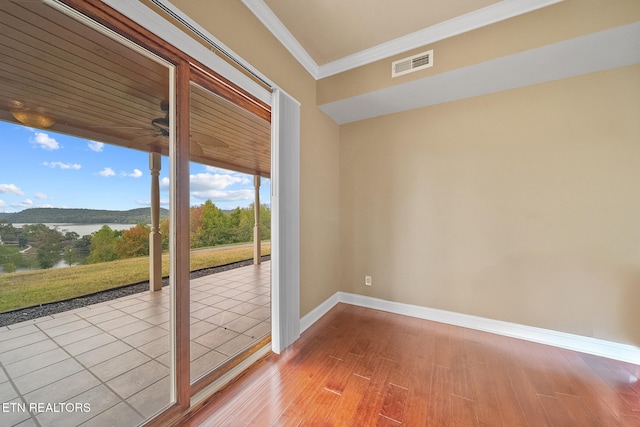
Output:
13 223 140 236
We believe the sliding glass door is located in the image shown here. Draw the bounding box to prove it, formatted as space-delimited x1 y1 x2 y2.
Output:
0 1 274 426
0 1 175 425
187 82 272 391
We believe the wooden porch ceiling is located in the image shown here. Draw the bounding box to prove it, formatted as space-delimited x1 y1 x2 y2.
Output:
0 1 271 178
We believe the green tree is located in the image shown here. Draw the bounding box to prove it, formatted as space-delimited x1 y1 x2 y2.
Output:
186 201 270 248
190 204 204 246
87 225 119 263
227 208 243 241
0 245 22 272
21 223 52 243
235 207 253 243
233 203 271 243
160 218 170 251
0 221 18 244
16 223 64 269
64 235 91 266
258 203 271 241
36 228 63 269
2 262 16 273
63 231 80 242
194 200 231 247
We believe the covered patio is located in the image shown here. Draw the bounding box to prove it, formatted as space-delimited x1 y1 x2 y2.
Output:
0 261 270 427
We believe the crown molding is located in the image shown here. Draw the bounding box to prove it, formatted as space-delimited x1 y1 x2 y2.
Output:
317 0 565 78
241 0 319 78
243 0 564 80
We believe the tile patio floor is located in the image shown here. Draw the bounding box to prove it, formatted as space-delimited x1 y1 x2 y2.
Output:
0 261 270 427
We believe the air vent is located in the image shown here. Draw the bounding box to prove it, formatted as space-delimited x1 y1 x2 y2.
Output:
392 50 433 78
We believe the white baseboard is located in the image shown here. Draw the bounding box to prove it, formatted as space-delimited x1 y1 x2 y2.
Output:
300 292 339 333
300 291 640 366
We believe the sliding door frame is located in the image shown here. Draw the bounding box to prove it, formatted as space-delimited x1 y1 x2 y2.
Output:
49 1 300 424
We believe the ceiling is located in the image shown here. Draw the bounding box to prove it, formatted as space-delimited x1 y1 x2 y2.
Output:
242 0 565 78
261 0 500 65
237 0 640 125
0 0 271 178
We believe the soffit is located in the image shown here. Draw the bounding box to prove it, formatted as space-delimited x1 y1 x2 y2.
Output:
318 22 640 124
0 1 271 178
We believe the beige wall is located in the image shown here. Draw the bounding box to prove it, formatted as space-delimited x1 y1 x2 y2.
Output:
165 1 640 345
165 0 342 316
339 64 640 345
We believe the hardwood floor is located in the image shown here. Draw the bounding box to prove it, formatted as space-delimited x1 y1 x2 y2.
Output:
182 303 640 426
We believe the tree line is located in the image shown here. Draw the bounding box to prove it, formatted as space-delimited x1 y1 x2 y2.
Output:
0 207 169 224
0 201 270 272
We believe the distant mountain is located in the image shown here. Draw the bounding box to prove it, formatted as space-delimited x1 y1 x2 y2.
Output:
0 207 169 224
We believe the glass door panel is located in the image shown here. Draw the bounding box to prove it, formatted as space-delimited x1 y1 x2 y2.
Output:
0 1 173 425
187 82 272 385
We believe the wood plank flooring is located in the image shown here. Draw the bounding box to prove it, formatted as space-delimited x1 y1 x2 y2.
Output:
182 303 640 426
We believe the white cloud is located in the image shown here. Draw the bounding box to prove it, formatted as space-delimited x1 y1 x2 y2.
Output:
12 199 34 208
43 161 81 170
123 169 143 178
160 171 255 202
31 132 59 150
0 199 5 208
191 189 253 201
34 192 48 199
190 172 242 191
0 184 24 195
203 166 230 174
203 166 252 185
39 204 54 208
160 171 261 206
98 167 115 177
88 141 104 152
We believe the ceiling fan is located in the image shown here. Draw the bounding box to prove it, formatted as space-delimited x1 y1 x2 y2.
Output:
132 101 229 155
92 100 228 154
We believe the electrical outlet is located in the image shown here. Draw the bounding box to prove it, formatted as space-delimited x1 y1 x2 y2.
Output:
365 275 372 286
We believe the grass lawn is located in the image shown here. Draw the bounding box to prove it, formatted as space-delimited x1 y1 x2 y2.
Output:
0 243 270 313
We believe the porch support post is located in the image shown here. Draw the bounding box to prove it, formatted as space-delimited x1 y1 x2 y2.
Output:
253 174 261 265
149 152 162 291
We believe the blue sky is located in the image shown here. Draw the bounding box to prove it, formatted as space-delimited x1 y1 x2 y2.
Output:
0 122 270 213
